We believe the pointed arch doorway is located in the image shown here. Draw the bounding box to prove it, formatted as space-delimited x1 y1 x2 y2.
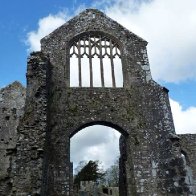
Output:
70 125 120 194
68 121 131 196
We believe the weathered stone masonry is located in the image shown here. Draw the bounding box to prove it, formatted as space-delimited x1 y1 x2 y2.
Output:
0 82 25 195
0 9 195 195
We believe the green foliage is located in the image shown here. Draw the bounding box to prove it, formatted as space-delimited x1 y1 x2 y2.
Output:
74 160 105 186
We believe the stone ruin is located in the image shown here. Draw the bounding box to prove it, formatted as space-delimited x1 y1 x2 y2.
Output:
0 9 196 196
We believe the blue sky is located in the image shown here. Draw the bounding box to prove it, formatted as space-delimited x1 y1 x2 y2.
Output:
0 0 78 86
1 0 196 168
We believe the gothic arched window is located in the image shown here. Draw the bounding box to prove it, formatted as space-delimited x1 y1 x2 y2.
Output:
70 33 123 87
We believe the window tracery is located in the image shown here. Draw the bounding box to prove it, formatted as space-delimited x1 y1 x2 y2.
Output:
70 33 123 87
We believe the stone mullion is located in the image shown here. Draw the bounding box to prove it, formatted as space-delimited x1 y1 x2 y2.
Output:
78 40 82 87
88 37 93 87
110 40 116 87
99 38 105 87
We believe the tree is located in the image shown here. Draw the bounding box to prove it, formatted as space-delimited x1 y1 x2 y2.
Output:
74 160 105 186
74 160 87 174
104 158 119 187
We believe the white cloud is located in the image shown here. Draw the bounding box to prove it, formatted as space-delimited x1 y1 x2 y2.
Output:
26 12 69 51
104 0 196 82
26 6 88 52
170 98 196 134
70 125 120 170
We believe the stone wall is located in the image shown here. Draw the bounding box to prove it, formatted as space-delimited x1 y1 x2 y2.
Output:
0 81 25 195
179 134 196 193
12 52 48 195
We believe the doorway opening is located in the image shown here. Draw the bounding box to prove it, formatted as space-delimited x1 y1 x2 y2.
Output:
70 124 122 195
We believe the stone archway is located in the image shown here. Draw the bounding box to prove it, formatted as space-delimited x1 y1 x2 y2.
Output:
44 115 136 196
69 121 128 138
69 122 128 195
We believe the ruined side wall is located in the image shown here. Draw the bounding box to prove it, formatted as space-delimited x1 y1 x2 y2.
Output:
12 52 49 195
0 82 25 195
179 134 196 193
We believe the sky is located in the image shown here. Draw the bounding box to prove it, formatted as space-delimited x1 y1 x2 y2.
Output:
0 0 196 170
